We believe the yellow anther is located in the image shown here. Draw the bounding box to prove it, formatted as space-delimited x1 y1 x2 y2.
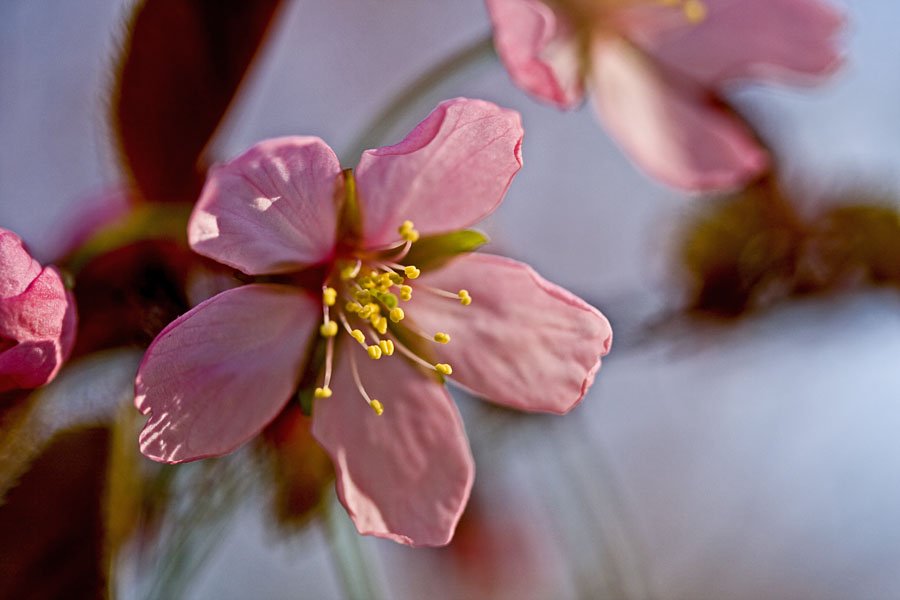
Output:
340 262 361 280
320 321 338 337
345 301 361 313
458 289 472 306
399 220 420 242
389 307 405 323
369 312 381 326
375 316 388 335
358 304 373 319
314 386 332 398
379 339 395 356
354 289 371 303
350 329 366 344
399 285 412 301
359 275 375 289
433 332 451 344
370 399 384 416
682 0 706 22
388 272 404 285
435 363 453 375
404 265 420 279
322 287 337 306
367 345 383 360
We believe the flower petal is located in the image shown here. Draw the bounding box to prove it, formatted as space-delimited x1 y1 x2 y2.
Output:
355 98 523 248
189 137 342 275
311 341 474 546
0 266 76 392
0 229 41 299
485 0 584 109
406 253 612 414
589 36 768 191
135 284 318 463
624 0 844 87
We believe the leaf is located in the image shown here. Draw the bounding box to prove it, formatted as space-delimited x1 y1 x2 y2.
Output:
113 0 284 203
403 230 489 271
0 427 111 599
0 350 142 500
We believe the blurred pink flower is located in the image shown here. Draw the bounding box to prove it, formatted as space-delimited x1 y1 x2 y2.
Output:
486 0 843 191
134 98 612 546
0 229 76 392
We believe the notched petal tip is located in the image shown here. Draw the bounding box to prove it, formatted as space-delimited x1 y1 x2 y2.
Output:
357 98 525 247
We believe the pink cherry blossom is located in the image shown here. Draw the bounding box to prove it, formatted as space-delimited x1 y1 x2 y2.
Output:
134 98 613 546
0 229 77 392
485 0 843 191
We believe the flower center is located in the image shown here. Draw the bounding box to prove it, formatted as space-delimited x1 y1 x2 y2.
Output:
313 220 470 415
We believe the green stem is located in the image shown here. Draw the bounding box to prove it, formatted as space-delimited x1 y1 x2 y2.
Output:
322 491 385 600
341 33 496 164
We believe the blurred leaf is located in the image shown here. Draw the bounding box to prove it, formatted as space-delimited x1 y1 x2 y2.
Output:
64 203 192 274
680 179 804 316
72 240 196 356
0 427 111 600
0 350 142 500
402 230 489 271
260 406 333 529
810 204 900 286
113 0 284 203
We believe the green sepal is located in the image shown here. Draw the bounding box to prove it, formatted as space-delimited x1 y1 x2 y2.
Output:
402 229 488 271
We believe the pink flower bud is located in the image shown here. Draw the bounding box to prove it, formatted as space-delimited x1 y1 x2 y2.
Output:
0 229 77 392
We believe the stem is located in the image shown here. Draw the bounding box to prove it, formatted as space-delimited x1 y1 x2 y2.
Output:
322 491 385 600
341 33 496 163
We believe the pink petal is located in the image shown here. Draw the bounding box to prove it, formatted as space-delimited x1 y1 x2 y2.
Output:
406 254 612 414
589 36 768 192
311 341 474 546
135 284 318 463
623 0 844 87
0 229 41 298
355 98 523 248
0 267 76 392
485 0 584 109
189 137 342 275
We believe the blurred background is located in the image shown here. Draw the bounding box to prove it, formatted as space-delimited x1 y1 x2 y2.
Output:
2 0 900 598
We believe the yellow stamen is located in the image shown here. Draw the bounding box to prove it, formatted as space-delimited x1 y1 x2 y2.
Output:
314 386 332 398
354 289 371 303
458 289 472 306
682 0 706 23
404 265 420 279
340 261 361 280
367 345 383 360
320 321 338 337
389 307 405 323
435 363 452 375
379 339 395 356
375 316 388 335
399 285 412 301
434 332 450 344
398 220 420 242
370 399 384 416
322 287 337 306
358 304 373 319
350 329 366 344
345 301 361 313
388 272 404 285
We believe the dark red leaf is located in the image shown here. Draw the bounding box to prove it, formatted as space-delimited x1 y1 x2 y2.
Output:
113 0 284 203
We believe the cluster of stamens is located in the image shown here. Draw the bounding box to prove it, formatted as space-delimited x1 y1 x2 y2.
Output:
313 221 471 416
